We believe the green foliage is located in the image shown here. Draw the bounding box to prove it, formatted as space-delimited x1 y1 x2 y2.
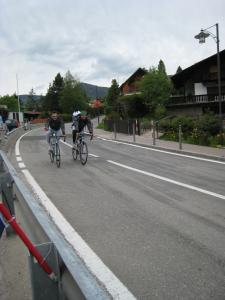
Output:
105 79 120 110
59 71 88 114
154 105 167 120
43 73 64 112
96 122 105 129
158 59 167 74
159 113 222 147
196 112 220 136
61 113 72 122
0 94 19 111
139 66 172 110
118 94 148 119
106 111 120 120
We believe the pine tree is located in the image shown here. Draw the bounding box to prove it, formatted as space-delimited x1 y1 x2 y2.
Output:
158 59 167 75
105 79 120 109
43 73 64 112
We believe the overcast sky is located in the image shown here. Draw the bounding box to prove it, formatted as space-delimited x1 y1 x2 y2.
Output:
0 0 224 96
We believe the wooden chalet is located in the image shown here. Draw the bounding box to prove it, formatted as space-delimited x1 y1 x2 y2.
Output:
120 68 147 95
169 50 225 115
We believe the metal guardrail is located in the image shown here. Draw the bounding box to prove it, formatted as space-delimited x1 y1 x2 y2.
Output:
0 147 136 299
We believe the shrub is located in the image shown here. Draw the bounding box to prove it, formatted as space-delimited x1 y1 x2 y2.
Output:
61 113 72 122
196 113 220 136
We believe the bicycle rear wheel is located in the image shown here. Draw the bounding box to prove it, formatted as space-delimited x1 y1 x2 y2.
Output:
55 143 61 168
79 141 88 165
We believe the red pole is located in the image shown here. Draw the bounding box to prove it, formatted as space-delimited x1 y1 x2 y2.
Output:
0 203 56 281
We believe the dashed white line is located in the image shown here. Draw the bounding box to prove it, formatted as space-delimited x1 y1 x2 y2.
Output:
107 160 225 201
18 162 26 169
60 140 99 157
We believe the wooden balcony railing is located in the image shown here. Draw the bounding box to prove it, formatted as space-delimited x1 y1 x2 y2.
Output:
168 94 225 105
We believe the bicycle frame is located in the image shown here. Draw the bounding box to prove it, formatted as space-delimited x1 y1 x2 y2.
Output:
49 131 61 167
72 132 88 165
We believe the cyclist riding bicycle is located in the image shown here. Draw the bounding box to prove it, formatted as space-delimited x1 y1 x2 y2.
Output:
46 111 65 152
72 110 93 148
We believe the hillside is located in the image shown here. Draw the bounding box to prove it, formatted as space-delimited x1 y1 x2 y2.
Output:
81 82 108 99
19 83 108 102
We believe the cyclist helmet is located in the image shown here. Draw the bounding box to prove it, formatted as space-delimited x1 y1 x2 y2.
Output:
73 110 81 117
80 111 87 116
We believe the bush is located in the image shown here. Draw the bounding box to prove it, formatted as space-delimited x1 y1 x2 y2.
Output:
158 119 173 132
154 105 166 120
196 113 220 136
106 111 120 120
61 113 72 122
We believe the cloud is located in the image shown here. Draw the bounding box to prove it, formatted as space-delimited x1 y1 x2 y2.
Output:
0 0 225 95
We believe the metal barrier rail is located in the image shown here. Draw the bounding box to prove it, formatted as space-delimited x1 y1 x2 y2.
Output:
0 150 136 300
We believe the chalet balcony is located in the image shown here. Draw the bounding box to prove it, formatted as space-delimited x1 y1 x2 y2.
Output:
168 94 225 106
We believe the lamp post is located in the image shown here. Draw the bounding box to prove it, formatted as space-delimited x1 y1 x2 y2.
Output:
16 74 21 122
194 23 222 128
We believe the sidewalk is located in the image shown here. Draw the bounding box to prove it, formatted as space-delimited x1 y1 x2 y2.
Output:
94 128 225 160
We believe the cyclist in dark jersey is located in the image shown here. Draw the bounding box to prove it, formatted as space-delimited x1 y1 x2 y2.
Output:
72 111 93 148
46 111 65 152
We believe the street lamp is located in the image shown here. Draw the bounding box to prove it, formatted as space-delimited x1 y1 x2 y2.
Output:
16 74 21 115
194 23 222 127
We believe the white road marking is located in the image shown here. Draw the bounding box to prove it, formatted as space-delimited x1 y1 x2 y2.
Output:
107 160 225 201
60 140 99 157
18 162 26 168
16 157 22 162
98 137 225 165
16 129 135 299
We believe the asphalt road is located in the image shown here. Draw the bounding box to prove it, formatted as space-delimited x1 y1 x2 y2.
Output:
13 127 225 300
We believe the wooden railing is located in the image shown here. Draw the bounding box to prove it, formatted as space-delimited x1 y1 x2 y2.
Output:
168 94 225 105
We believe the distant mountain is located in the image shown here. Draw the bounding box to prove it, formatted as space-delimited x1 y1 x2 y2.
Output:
81 82 109 99
19 83 108 102
19 94 42 102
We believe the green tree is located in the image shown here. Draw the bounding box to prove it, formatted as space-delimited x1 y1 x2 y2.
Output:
118 94 148 119
59 71 88 114
139 66 172 113
43 73 64 112
158 59 167 74
105 79 120 112
0 94 19 111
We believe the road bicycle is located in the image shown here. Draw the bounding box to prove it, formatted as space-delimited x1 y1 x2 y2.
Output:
49 132 65 168
72 133 89 165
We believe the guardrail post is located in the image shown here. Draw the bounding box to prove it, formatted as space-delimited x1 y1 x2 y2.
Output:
113 122 117 140
179 124 182 150
29 242 61 300
152 122 156 145
132 122 136 142
0 171 15 235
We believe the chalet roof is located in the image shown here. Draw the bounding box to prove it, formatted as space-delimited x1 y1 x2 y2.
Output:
120 68 147 89
171 49 225 85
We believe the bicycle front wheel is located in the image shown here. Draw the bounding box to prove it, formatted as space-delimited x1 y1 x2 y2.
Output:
79 141 88 165
72 147 78 160
55 143 61 168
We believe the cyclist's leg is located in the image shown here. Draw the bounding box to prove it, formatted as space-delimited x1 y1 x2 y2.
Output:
72 130 79 147
56 129 62 142
46 129 52 151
